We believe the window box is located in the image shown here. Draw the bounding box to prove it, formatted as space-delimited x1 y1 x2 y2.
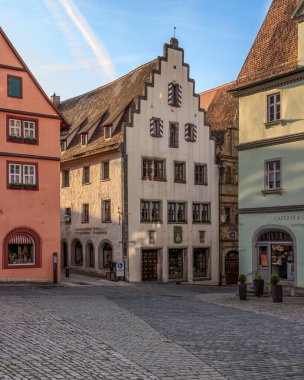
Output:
262 188 283 196
9 183 23 189
24 137 37 144
8 135 23 142
23 184 38 190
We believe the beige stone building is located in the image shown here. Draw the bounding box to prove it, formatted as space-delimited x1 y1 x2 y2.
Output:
200 82 239 285
59 39 219 283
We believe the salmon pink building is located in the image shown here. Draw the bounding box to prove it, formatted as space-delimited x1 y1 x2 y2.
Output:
0 28 67 281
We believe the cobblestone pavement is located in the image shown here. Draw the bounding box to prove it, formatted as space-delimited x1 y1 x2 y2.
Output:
1 278 304 379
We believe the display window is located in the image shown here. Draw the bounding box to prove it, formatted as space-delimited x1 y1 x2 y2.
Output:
168 249 183 279
193 248 209 278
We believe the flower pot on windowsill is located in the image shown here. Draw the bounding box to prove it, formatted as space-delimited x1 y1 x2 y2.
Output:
24 138 37 144
9 183 23 189
253 275 264 297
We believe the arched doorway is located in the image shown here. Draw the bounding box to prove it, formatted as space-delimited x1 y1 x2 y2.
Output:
85 242 95 268
99 242 113 269
255 228 294 282
225 251 239 285
61 241 68 268
72 240 83 266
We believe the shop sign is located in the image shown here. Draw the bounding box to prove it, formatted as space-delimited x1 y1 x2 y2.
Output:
75 227 107 235
274 214 304 228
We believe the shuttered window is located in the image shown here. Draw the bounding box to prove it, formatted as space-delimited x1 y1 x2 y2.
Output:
150 118 163 137
168 83 182 107
8 75 22 98
185 123 197 142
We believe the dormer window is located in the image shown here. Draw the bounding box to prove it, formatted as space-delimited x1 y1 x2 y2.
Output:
168 82 182 107
81 133 88 146
104 126 112 139
60 140 67 152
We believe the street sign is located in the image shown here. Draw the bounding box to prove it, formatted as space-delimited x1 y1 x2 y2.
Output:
116 262 124 277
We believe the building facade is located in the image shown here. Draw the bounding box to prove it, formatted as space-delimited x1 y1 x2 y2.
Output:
200 82 239 285
231 0 304 288
0 28 65 281
59 39 219 283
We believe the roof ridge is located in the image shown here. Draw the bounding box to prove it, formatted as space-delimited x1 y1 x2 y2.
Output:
199 81 236 95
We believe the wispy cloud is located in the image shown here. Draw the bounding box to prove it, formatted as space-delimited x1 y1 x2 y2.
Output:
59 0 116 81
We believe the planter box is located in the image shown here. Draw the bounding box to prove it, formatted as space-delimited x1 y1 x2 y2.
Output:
9 183 23 189
24 138 37 144
239 283 247 300
8 136 22 142
271 284 283 303
254 279 264 297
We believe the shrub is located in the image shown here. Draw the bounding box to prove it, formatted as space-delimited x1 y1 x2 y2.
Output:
255 274 263 281
238 273 247 284
270 274 280 286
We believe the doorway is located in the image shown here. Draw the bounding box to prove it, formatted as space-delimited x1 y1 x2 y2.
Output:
225 251 239 285
142 250 158 281
61 241 68 268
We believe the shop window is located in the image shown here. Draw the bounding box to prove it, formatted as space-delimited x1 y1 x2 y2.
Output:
150 118 163 137
169 123 179 148
194 164 207 185
142 158 166 181
141 200 162 223
193 248 209 278
174 161 186 183
8 162 37 190
8 75 22 98
4 228 41 269
168 249 183 279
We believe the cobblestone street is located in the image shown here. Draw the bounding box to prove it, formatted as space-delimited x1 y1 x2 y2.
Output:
1 276 304 379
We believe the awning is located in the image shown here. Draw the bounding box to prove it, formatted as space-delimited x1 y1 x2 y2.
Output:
9 234 33 245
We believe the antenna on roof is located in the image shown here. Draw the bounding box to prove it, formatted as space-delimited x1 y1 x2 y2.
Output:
174 26 176 38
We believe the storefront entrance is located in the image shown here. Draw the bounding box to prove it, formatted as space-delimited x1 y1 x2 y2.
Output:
168 249 184 280
256 229 295 282
225 251 239 285
142 250 158 281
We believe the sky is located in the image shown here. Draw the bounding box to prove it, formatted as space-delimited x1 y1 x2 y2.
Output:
0 0 272 101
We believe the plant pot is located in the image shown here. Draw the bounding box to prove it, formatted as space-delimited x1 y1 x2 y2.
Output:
253 279 264 297
239 283 247 300
271 284 283 303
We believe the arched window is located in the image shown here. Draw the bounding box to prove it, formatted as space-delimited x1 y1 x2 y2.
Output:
4 228 41 269
73 240 83 266
103 243 112 269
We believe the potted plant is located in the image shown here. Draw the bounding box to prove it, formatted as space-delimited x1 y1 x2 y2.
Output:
238 273 247 300
253 274 264 297
270 274 282 302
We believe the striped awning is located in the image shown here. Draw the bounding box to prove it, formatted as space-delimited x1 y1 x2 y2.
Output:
9 234 33 245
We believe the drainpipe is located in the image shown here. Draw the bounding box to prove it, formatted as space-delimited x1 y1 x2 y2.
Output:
218 159 224 286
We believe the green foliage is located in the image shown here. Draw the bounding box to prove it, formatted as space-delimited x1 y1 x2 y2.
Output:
238 273 246 284
270 274 280 285
255 274 263 281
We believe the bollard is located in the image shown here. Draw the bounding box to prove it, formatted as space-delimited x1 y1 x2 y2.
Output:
65 266 70 278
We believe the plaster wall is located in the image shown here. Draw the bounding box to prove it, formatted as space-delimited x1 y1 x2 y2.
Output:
126 46 219 283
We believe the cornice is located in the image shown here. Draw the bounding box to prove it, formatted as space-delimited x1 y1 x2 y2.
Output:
239 205 304 214
237 132 304 151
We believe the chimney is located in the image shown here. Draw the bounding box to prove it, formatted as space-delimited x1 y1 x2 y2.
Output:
50 93 61 108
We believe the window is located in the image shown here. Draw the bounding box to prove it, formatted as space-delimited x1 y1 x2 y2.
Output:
267 93 280 123
193 203 211 223
174 162 186 183
193 248 209 278
7 117 37 143
102 200 111 222
8 75 22 98
61 140 67 152
62 170 70 188
101 162 110 180
4 227 41 269
185 124 197 142
168 249 183 279
64 208 71 224
141 200 162 223
195 164 207 185
169 123 179 148
168 202 187 223
102 243 112 268
266 160 281 190
83 166 90 184
150 118 163 137
142 158 166 181
81 133 88 146
104 126 112 139
168 83 182 107
82 204 89 223
8 162 37 189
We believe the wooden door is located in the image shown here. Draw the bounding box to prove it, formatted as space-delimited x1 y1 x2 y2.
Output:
142 250 158 281
225 251 239 285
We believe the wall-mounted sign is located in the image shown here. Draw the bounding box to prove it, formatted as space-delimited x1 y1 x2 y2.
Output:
75 227 107 235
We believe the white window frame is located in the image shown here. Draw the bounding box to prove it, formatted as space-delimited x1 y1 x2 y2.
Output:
267 93 281 123
23 121 36 139
9 119 22 137
9 163 22 184
266 160 281 190
23 165 36 185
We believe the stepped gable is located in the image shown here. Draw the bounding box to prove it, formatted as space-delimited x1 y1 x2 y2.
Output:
236 0 301 87
200 81 238 132
59 59 157 161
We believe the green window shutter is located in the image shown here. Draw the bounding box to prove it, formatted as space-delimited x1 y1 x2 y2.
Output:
8 76 22 98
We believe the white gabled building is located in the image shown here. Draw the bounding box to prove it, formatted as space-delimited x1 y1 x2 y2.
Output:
59 38 219 284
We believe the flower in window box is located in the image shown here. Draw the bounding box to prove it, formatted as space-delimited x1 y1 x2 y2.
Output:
9 135 22 142
24 137 37 144
9 182 23 189
23 183 37 190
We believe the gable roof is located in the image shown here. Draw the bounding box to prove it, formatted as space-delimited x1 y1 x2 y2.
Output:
0 28 68 127
236 0 301 87
59 59 158 162
199 81 238 132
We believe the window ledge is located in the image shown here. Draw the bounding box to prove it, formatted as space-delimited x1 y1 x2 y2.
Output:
174 180 186 184
192 221 211 224
261 188 283 196
168 221 188 224
195 182 208 186
101 178 111 182
193 276 211 281
142 178 167 182
82 182 91 185
264 119 282 128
